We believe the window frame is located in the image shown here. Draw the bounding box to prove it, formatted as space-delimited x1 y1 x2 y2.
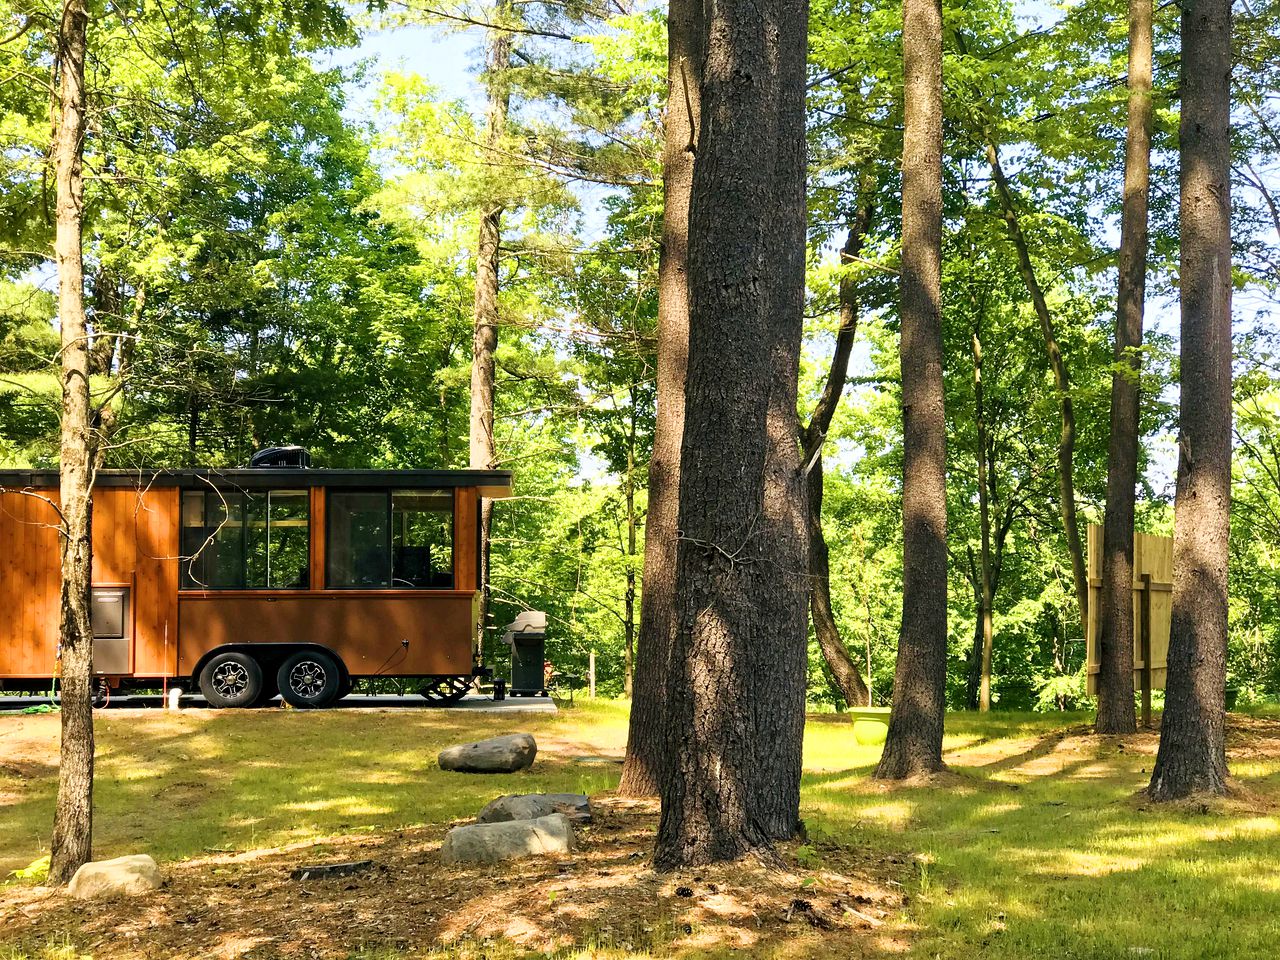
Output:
324 488 456 591
179 488 311 591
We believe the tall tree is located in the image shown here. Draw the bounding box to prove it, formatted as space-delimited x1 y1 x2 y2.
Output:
1095 0 1154 735
654 0 810 864
618 0 701 798
876 0 947 780
1148 0 1233 801
802 207 874 709
470 0 514 652
48 0 95 886
985 140 1089 637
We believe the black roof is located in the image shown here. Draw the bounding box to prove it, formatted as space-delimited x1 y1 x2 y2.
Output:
0 468 514 494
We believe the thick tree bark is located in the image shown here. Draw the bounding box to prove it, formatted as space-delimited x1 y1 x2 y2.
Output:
654 0 810 865
617 0 700 798
802 212 874 710
1095 0 1154 735
973 332 995 711
48 0 95 887
877 0 948 780
986 141 1089 638
1148 0 1233 801
470 4 513 655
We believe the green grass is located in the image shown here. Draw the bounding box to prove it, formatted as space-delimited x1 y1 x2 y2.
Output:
5 703 1280 958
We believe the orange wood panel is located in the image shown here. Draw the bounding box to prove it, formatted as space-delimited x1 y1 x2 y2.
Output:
309 486 325 590
177 593 476 678
132 486 180 677
453 487 478 593
0 489 62 677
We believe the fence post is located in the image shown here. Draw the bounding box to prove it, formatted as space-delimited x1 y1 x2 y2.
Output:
1140 572 1153 728
588 649 596 698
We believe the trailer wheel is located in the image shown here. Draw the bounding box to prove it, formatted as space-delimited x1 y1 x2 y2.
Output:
277 650 341 709
200 652 264 709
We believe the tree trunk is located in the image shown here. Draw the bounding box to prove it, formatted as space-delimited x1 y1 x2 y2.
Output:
877 0 948 781
470 4 513 655
802 211 874 710
986 141 1089 639
1148 0 1232 801
48 0 95 887
618 0 700 798
750 0 811 844
973 332 995 712
623 400 637 698
808 456 871 707
654 0 810 866
1095 0 1154 736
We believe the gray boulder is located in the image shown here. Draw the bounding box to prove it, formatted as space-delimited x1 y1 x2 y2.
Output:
438 733 537 773
477 793 592 825
441 813 575 864
67 854 161 899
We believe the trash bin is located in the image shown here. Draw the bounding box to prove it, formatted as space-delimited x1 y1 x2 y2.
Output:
505 611 548 696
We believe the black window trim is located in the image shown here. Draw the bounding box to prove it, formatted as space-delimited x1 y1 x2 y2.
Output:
180 488 311 591
325 488 455 591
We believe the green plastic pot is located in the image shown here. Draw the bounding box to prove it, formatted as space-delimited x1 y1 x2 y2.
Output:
849 706 892 746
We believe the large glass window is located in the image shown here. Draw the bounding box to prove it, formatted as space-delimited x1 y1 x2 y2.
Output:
180 490 310 589
327 489 454 589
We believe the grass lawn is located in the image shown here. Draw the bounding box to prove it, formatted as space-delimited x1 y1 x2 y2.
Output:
3 702 1280 958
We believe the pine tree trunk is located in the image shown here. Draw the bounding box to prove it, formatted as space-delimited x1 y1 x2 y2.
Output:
1148 0 1232 801
973 332 994 712
986 141 1089 638
48 0 95 887
877 0 948 781
618 0 700 798
802 212 873 710
654 0 810 866
1095 0 1154 736
623 409 637 698
470 5 513 653
750 0 811 844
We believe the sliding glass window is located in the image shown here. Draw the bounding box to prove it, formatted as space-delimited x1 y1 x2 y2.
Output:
327 490 454 589
180 490 310 589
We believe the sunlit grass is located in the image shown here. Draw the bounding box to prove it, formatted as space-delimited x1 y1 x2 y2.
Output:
5 703 1280 957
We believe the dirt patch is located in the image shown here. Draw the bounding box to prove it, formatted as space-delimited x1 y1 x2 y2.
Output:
0 796 908 959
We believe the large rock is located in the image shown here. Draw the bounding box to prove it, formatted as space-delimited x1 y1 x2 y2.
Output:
67 854 161 899
477 793 592 825
441 813 575 864
438 733 537 773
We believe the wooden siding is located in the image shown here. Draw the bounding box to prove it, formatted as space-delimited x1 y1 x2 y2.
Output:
177 592 476 678
1085 522 1173 694
0 490 61 677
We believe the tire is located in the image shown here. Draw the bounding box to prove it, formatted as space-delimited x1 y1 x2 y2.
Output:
277 650 341 709
336 673 353 702
199 652 264 709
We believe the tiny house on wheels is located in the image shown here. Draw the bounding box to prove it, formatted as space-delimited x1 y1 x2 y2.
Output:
0 453 512 708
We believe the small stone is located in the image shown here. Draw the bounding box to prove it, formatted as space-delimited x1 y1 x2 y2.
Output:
438 733 537 773
477 793 592 825
440 814 575 864
67 854 161 899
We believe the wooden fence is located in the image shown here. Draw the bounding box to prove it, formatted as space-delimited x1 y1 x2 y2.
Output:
1085 523 1173 721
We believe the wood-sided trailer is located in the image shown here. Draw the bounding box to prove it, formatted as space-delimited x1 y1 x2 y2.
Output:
0 466 512 708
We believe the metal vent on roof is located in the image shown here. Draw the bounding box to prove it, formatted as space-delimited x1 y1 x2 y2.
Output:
249 446 312 468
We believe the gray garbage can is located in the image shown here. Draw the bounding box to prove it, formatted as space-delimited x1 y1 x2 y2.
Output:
505 611 548 696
